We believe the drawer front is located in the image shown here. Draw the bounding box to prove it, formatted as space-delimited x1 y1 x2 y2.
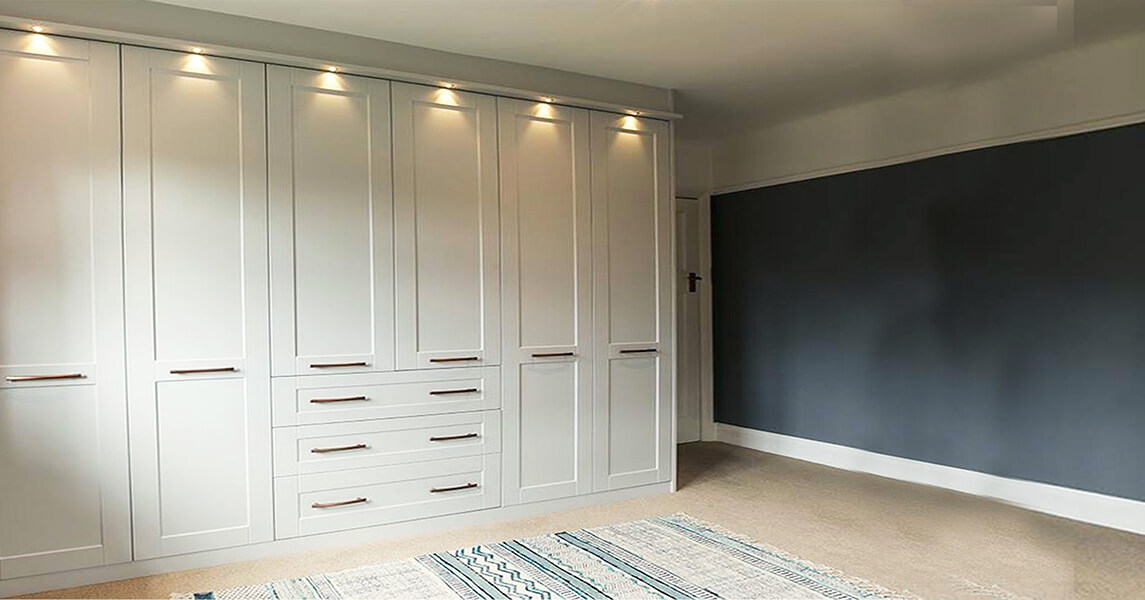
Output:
274 455 501 538
273 411 501 476
273 367 500 426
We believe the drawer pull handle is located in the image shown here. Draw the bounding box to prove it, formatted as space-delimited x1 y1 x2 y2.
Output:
429 356 480 363
310 362 369 368
5 373 85 382
311 443 368 454
170 367 237 375
429 432 479 442
532 352 575 358
619 348 657 354
428 388 479 396
430 482 478 493
311 497 368 509
310 395 368 404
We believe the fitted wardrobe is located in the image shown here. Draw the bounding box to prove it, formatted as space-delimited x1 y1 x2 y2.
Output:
0 29 673 585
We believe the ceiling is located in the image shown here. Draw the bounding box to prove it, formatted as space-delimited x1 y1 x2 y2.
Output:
157 0 1145 142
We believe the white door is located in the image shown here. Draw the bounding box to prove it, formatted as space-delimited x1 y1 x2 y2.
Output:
268 66 394 376
0 31 130 579
123 47 272 559
675 198 702 443
591 112 674 491
498 99 593 505
392 82 500 370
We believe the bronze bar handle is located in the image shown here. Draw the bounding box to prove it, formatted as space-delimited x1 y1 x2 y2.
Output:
429 432 480 442
5 373 85 382
619 349 658 354
429 356 480 363
310 395 369 404
429 482 478 493
170 367 237 375
310 362 369 368
311 497 368 509
532 352 575 358
311 443 368 454
428 388 479 396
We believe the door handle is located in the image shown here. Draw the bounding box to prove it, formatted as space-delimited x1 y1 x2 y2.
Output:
429 432 480 442
532 352 575 358
311 497 368 509
310 443 368 454
429 356 480 363
170 367 237 375
687 272 703 293
428 388 479 396
309 362 369 369
309 395 369 404
5 373 85 382
429 482 478 493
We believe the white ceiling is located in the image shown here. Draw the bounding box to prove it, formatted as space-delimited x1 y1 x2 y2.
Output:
157 0 1145 141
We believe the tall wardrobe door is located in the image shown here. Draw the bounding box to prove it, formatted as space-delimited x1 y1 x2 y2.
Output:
590 112 674 491
0 31 129 579
498 100 593 505
268 67 393 376
123 47 272 559
392 83 500 370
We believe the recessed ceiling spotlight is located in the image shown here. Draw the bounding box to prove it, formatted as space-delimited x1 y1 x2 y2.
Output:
627 110 642 116
327 66 339 73
191 47 204 54
442 82 456 89
540 96 555 103
30 25 45 33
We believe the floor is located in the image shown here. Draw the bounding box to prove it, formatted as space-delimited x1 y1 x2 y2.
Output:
20 442 1145 600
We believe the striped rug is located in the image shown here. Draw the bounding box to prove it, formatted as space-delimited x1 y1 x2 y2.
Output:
181 514 915 599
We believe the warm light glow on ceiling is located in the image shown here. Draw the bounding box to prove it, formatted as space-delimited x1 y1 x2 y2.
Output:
191 47 204 54
540 96 554 103
441 82 456 89
327 66 339 72
30 25 45 33
627 110 642 116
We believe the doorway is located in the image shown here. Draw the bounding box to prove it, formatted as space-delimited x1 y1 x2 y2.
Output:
676 197 702 443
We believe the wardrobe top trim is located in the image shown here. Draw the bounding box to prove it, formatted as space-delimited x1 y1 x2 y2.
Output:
0 18 682 122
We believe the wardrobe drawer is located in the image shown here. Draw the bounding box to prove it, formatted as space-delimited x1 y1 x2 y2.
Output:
273 411 501 476
274 455 501 538
272 367 500 426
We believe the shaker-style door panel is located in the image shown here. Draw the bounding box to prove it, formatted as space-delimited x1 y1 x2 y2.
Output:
0 31 129 579
498 99 593 505
392 82 500 370
123 46 272 560
590 112 673 492
268 66 394 376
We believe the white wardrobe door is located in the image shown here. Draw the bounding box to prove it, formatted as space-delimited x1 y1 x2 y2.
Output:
0 32 129 579
392 82 500 370
590 112 674 492
268 67 394 376
498 100 593 505
123 46 272 560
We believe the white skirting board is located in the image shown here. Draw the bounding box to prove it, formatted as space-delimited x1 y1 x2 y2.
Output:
0 482 671 597
716 423 1145 536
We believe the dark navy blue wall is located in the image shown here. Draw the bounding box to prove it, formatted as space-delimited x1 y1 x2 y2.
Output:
712 122 1145 501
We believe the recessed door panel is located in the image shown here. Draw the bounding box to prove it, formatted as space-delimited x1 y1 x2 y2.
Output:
591 112 673 492
268 67 393 375
123 46 272 560
393 83 499 370
0 31 128 579
498 100 592 505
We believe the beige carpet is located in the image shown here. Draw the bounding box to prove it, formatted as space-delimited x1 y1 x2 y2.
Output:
18 442 1145 600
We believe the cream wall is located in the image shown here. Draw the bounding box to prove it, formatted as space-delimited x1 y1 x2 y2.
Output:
675 139 714 198
712 31 1145 192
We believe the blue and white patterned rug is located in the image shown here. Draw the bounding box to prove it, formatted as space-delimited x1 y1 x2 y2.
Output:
182 514 916 599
